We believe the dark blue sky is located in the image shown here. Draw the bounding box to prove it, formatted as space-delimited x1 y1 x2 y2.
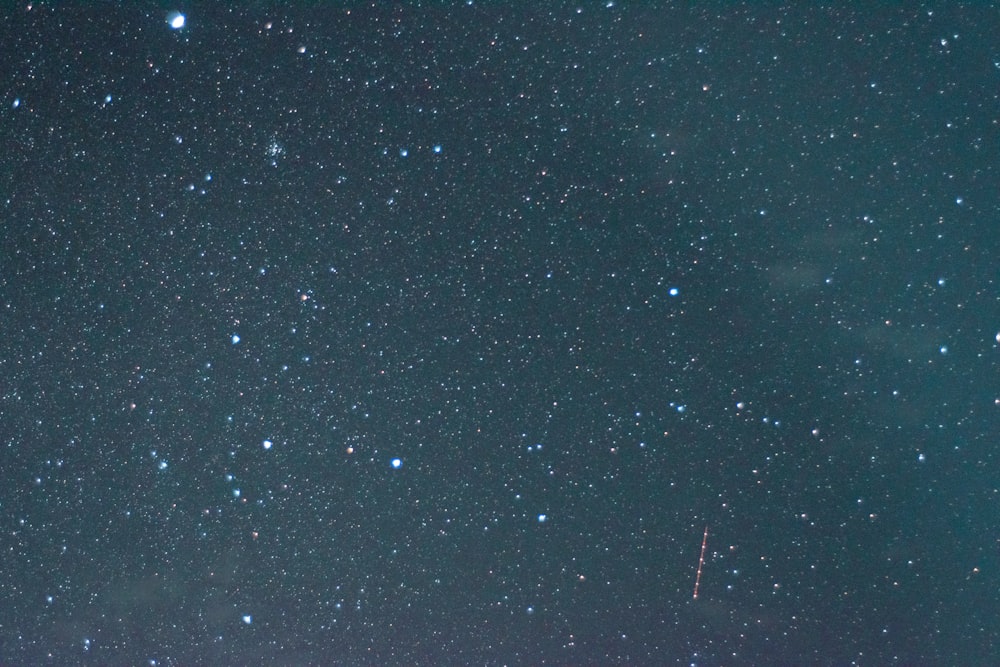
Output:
2 4 998 665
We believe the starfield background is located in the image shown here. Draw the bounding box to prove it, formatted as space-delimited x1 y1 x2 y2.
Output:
1 4 998 665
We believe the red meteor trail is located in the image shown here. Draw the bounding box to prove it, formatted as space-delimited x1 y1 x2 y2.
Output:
692 526 708 599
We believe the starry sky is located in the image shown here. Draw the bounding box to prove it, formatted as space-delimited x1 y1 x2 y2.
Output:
2 4 999 666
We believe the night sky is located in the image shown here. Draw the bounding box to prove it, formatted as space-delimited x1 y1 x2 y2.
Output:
2 4 999 666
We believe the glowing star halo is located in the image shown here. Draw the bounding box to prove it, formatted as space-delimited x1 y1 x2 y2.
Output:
167 12 185 29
